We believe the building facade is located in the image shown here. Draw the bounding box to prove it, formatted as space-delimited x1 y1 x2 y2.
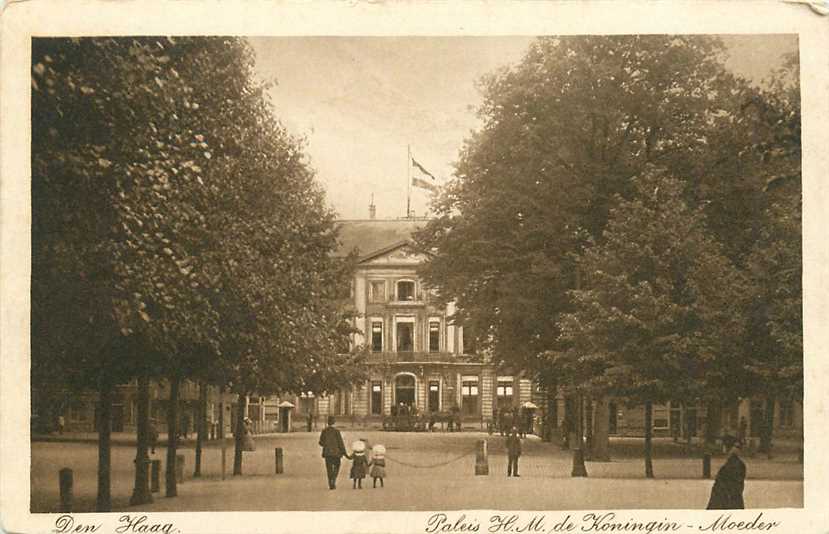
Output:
286 218 535 427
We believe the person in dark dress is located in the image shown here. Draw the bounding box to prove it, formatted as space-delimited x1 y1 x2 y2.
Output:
707 437 746 509
349 440 368 489
319 415 348 489
506 426 522 477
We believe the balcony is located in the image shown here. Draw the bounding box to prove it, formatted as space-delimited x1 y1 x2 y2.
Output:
366 351 483 364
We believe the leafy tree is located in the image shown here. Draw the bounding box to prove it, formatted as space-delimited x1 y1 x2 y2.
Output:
742 53 802 454
554 167 750 477
414 36 779 470
32 36 365 506
416 35 762 379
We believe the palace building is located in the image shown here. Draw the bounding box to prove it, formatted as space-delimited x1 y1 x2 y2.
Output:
287 216 536 427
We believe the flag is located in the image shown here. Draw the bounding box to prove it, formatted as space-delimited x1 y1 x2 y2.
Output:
411 157 436 180
412 176 439 192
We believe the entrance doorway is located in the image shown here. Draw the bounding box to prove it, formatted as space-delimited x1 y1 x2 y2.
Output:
395 374 416 409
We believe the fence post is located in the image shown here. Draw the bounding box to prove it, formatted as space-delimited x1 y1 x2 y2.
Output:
176 454 185 483
474 439 489 475
221 443 227 480
702 453 712 479
275 447 284 474
151 460 161 493
59 468 73 513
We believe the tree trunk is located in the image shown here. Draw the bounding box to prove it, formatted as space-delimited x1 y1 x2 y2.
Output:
570 394 588 477
130 372 152 505
543 391 557 442
233 393 248 476
96 380 113 512
584 396 594 460
759 396 775 456
165 373 180 497
644 400 654 479
705 400 722 449
592 397 611 461
194 381 207 477
218 387 225 440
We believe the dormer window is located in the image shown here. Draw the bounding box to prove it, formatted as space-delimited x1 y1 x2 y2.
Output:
396 280 415 301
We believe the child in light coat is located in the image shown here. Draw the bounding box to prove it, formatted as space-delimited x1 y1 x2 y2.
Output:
369 443 386 488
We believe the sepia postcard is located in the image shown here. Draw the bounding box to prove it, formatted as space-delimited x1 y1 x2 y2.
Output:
2 1 828 533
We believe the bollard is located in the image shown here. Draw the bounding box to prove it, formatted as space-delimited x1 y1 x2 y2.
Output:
702 453 712 479
474 439 489 476
274 447 284 474
59 468 73 513
221 444 227 480
151 460 161 493
176 454 185 484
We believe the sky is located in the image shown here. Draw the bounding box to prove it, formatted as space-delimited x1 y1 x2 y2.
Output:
248 35 797 221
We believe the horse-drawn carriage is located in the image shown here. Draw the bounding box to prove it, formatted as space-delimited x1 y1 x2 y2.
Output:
381 410 462 432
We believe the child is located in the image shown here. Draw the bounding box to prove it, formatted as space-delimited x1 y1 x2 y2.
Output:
369 444 386 488
349 440 369 489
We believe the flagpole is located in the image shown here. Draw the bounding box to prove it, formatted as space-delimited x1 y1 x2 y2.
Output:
406 144 412 218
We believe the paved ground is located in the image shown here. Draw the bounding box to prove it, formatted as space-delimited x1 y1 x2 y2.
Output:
31 431 803 513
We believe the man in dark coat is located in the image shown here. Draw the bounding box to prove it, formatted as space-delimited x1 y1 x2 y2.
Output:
506 426 522 477
707 436 746 509
319 415 348 489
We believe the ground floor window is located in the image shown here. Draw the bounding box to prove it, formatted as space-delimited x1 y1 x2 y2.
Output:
461 377 479 416
779 399 795 428
496 379 514 410
652 404 669 430
428 380 440 412
371 381 383 415
331 391 351 416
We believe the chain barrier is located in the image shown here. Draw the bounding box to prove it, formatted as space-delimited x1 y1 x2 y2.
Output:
383 444 478 469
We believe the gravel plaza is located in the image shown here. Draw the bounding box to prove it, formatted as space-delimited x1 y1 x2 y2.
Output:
31 430 803 513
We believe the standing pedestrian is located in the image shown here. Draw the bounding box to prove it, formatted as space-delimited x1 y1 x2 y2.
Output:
57 414 65 435
181 412 191 440
349 440 368 489
506 426 522 477
318 415 348 489
707 436 746 509
306 411 314 433
369 444 386 488
242 417 256 451
736 416 748 445
148 418 159 454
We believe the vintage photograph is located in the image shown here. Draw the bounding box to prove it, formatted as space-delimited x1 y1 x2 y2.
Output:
28 34 802 515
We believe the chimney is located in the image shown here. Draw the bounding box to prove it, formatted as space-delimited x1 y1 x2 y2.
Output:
369 194 376 220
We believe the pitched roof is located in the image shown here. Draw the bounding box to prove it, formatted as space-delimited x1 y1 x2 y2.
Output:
335 219 427 259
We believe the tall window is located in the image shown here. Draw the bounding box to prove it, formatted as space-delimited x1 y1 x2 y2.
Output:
371 381 383 415
429 320 440 352
396 280 415 301
371 321 383 352
462 326 476 354
370 280 386 302
461 377 479 416
396 322 413 352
